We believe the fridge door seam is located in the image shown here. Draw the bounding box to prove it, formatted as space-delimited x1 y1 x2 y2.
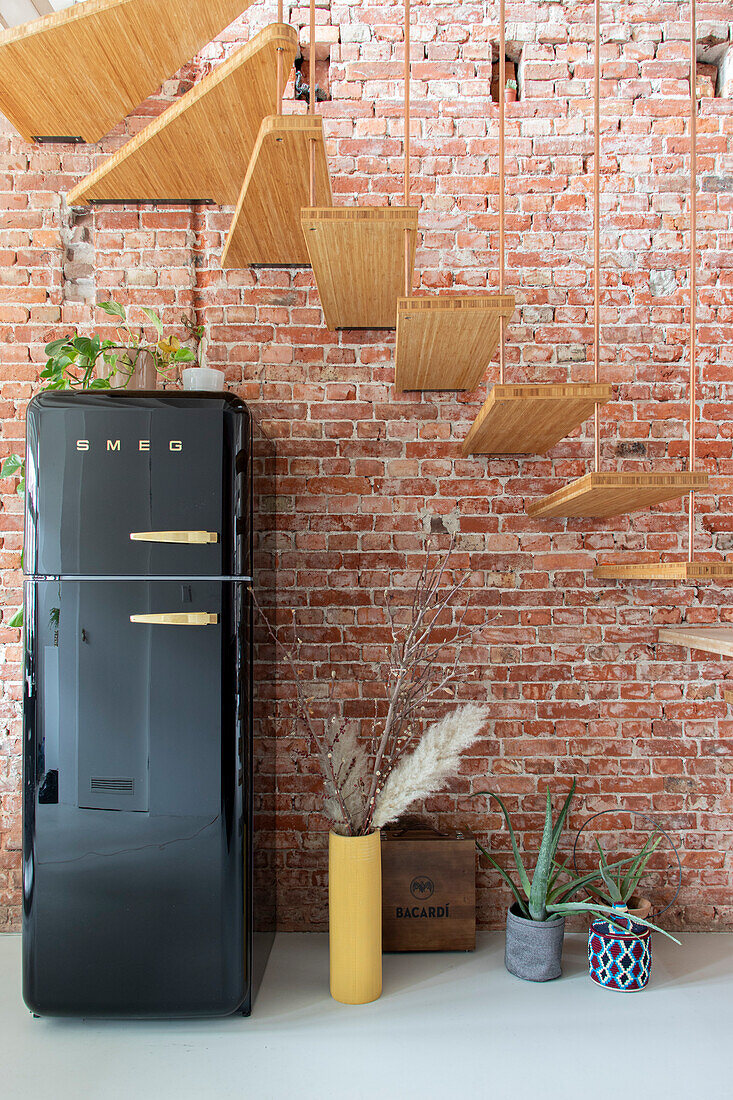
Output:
25 575 254 582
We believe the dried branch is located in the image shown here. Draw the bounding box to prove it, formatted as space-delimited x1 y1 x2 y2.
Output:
248 586 354 832
250 537 489 836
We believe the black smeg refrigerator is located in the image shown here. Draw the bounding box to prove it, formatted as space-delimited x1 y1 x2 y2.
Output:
22 391 277 1017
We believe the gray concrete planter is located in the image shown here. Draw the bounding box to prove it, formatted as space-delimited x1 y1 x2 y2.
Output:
505 904 565 982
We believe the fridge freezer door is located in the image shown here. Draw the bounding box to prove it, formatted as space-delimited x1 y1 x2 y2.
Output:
24 392 251 577
23 580 248 1017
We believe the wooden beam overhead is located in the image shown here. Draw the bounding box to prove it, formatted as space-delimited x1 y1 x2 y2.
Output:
395 295 516 392
0 0 255 144
221 115 332 268
462 383 613 456
527 471 709 520
594 560 733 581
67 24 298 205
658 626 733 659
301 207 418 330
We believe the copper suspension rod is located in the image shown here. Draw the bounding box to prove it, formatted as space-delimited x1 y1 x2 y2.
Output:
688 0 697 561
276 0 284 115
593 0 601 473
404 0 411 296
309 0 316 205
498 0 506 384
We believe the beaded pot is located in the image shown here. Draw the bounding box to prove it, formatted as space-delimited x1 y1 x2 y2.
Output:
588 908 651 992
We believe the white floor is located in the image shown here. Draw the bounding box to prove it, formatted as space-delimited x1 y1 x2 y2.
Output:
1 931 731 1100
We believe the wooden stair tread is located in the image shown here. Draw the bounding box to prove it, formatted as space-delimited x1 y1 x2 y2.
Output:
301 206 418 330
395 295 516 392
724 689 733 704
0 0 254 144
527 471 709 519
67 24 297 205
595 560 733 581
658 626 733 659
221 114 332 268
462 383 613 455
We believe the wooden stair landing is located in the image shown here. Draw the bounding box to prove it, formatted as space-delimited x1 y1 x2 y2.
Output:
0 0 255 144
594 560 733 581
527 471 708 520
222 115 332 268
301 206 418 330
67 25 297 206
395 295 515 392
462 383 613 455
658 626 733 659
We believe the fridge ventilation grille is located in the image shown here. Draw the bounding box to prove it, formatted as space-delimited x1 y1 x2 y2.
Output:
90 777 135 795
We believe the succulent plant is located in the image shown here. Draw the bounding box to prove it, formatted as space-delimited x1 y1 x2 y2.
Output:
474 780 680 942
587 832 663 907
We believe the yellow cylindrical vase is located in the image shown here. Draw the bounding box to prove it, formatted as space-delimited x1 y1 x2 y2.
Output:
328 830 382 1005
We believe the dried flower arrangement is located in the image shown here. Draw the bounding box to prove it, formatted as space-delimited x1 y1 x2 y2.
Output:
251 539 489 836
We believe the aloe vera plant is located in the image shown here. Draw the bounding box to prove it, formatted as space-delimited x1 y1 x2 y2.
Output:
587 832 663 907
475 781 680 942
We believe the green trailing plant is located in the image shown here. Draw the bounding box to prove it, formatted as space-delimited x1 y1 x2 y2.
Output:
1 453 24 498
2 301 200 630
40 301 197 390
180 313 205 355
586 832 663 907
1 453 25 628
474 781 680 942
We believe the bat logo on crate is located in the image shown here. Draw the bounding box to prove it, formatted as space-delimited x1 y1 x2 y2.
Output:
410 875 435 900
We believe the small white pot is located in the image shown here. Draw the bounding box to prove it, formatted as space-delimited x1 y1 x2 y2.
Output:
181 367 226 392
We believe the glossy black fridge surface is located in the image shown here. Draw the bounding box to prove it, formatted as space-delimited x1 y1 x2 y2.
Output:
22 391 277 1018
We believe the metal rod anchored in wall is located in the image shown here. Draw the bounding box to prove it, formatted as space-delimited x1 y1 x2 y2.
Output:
593 0 601 473
498 0 506 384
309 0 316 205
688 0 698 563
404 0 412 296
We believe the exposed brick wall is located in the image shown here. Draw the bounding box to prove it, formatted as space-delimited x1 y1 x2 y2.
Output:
1 1 732 933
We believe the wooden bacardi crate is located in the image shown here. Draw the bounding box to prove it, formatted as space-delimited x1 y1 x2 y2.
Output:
381 826 476 952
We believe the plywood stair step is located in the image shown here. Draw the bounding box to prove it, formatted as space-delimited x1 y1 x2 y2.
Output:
0 0 255 144
222 114 332 267
658 626 733 659
301 206 418 330
462 383 613 456
527 471 709 520
67 24 297 205
594 560 733 581
395 295 516 392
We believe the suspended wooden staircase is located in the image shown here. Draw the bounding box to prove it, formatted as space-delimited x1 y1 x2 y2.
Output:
7 0 729 588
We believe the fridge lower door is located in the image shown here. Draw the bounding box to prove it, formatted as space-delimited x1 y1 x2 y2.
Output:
22 580 248 1017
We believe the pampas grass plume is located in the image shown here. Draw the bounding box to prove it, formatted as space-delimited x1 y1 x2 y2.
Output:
372 703 488 829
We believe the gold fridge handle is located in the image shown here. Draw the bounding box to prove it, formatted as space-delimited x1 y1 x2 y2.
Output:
129 613 219 626
130 531 219 544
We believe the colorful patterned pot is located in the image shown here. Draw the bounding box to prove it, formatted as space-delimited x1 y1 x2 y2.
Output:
588 907 651 992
